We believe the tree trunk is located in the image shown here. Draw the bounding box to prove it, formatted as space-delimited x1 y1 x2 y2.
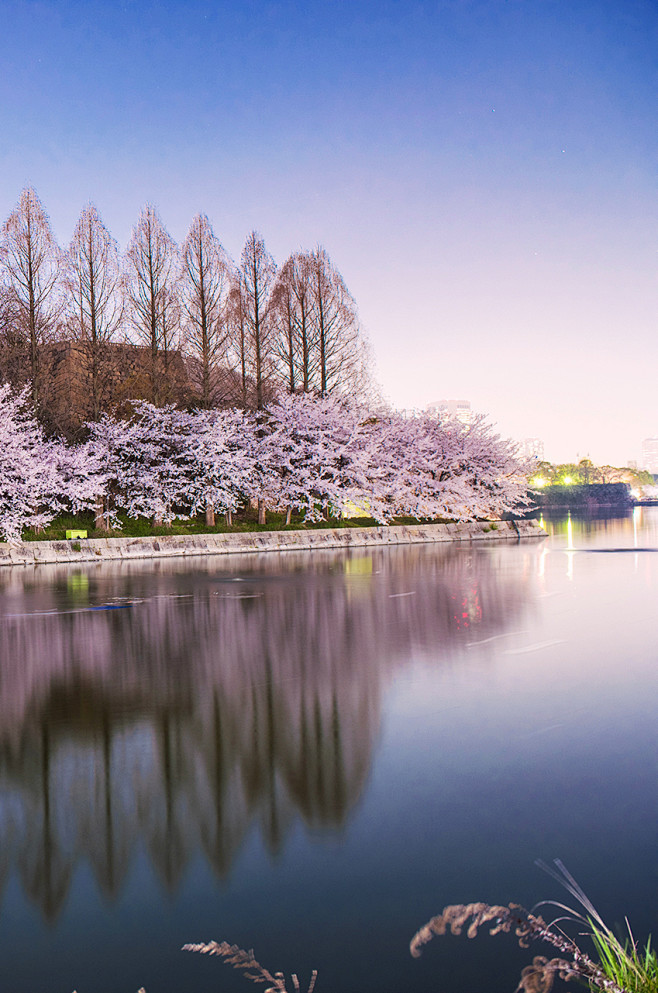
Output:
285 505 292 526
225 508 233 527
205 499 215 528
258 498 266 526
94 496 105 530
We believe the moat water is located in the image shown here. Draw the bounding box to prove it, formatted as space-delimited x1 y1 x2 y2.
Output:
0 509 656 993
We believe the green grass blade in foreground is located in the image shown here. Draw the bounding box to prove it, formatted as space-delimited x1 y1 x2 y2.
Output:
591 924 658 993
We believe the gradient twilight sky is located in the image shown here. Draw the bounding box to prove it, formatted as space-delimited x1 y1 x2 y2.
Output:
1 0 656 465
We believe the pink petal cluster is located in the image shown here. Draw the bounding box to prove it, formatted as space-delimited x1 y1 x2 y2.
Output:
0 385 529 542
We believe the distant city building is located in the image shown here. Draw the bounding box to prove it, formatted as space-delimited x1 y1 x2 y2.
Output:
522 437 545 462
426 398 472 425
641 438 658 474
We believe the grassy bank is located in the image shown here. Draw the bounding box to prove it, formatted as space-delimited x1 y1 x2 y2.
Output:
22 510 446 542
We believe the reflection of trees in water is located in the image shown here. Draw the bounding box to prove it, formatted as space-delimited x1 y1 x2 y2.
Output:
0 543 538 919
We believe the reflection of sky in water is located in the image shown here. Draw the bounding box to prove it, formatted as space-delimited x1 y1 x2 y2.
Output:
374 511 658 986
0 516 656 993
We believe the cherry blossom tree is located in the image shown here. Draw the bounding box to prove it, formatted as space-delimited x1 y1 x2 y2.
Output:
187 407 256 526
361 411 530 522
0 380 112 541
0 383 62 541
0 387 529 541
258 393 368 523
84 412 131 528
352 413 419 522
122 401 196 526
51 435 114 527
429 412 530 519
88 403 196 526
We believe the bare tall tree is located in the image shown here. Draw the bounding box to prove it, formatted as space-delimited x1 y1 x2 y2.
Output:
239 230 277 412
272 251 314 394
239 231 277 524
0 283 25 387
271 246 372 401
125 205 179 405
227 274 247 408
271 257 297 395
181 214 232 409
158 281 185 402
66 203 124 420
310 246 372 399
0 187 63 409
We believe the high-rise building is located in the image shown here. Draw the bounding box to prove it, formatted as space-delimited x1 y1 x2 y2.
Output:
641 438 658 474
426 399 472 425
522 437 545 461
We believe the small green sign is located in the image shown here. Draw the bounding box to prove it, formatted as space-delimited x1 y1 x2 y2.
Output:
66 530 88 539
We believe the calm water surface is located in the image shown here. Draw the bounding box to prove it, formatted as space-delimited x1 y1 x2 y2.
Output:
0 510 657 993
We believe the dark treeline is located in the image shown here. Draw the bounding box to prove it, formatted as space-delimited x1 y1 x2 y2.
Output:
0 188 374 437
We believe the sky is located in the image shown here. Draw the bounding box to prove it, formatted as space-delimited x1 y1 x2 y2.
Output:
1 0 656 466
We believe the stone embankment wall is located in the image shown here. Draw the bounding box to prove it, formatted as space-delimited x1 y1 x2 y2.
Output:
0 520 545 567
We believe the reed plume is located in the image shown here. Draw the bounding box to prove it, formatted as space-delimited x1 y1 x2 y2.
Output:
183 940 317 993
410 900 625 993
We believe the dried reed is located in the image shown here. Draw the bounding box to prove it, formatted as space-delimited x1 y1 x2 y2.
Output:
183 940 317 993
410 900 624 993
409 860 656 993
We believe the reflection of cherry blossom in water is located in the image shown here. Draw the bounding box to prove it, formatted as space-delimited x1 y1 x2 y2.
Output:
0 543 536 919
